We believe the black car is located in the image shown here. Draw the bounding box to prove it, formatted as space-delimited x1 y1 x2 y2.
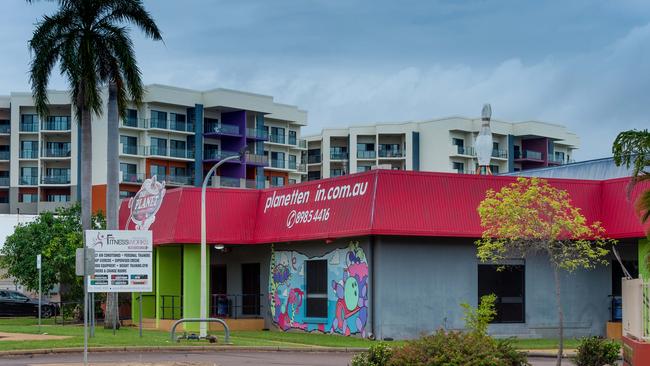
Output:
0 290 58 318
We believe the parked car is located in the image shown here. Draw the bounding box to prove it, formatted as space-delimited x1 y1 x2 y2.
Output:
0 290 58 318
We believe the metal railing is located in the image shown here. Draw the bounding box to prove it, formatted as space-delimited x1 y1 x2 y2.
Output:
20 150 38 159
149 118 168 130
41 175 71 184
121 144 146 156
41 148 71 158
0 150 9 160
330 152 348 160
0 123 10 133
515 150 543 160
170 120 194 133
379 150 403 158
308 155 322 164
455 146 475 156
269 134 286 144
148 146 167 156
357 151 376 159
491 149 508 158
289 137 307 147
20 176 38 185
20 122 39 132
204 149 240 161
170 318 230 343
210 294 264 318
169 148 195 159
270 159 286 169
219 176 241 188
204 123 240 135
121 117 147 129
42 119 71 131
246 128 268 140
163 175 193 186
121 172 144 184
0 177 8 186
245 153 268 165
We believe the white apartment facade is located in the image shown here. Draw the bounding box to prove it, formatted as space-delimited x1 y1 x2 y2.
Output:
305 117 579 180
0 84 307 214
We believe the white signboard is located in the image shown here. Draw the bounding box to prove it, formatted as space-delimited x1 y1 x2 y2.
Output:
85 230 153 293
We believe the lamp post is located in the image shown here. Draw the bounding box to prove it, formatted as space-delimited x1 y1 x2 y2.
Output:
200 150 245 338
475 103 493 175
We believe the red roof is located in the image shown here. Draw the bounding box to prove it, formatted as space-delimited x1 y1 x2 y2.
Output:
119 170 650 245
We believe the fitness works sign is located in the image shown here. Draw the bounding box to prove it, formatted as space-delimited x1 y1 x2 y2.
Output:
256 173 377 241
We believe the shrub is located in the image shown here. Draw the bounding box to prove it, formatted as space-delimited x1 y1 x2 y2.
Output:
351 342 393 366
461 294 497 336
574 337 620 366
388 329 529 366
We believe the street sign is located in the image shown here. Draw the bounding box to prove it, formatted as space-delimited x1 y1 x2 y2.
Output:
36 254 41 269
75 248 96 276
85 230 153 293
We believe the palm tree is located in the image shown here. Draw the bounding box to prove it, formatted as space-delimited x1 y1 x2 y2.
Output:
29 0 162 328
613 129 650 225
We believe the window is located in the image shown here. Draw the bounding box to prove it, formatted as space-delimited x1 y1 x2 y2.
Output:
452 162 464 173
151 110 167 129
357 165 372 173
305 260 328 318
271 151 285 168
20 115 39 131
120 190 136 199
150 137 167 156
170 166 186 177
150 164 166 178
493 142 499 150
270 176 284 187
289 130 297 145
489 165 499 174
379 144 401 157
554 151 565 162
308 171 321 181
125 109 138 126
288 155 297 169
20 193 38 203
47 194 70 202
452 138 464 147
170 139 186 158
20 141 38 158
308 149 321 164
478 263 525 323
271 127 285 144
288 178 297 185
331 169 345 177
120 135 138 154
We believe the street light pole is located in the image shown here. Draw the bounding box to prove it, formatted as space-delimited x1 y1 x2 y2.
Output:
200 152 244 338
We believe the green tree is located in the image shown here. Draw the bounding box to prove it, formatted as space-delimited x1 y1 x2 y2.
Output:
612 129 650 226
0 204 105 301
28 0 162 328
475 177 614 366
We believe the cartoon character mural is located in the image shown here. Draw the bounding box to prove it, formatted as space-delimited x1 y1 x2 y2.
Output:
269 241 369 336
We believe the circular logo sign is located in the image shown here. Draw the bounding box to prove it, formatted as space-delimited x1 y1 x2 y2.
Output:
127 176 166 230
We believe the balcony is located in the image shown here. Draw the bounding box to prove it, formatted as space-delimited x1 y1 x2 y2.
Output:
204 149 241 162
378 150 403 158
42 118 71 131
120 172 144 184
454 146 475 156
149 118 168 129
41 148 71 158
170 120 194 133
515 150 543 161
270 159 286 169
20 122 38 133
19 176 38 185
20 150 38 159
288 137 307 148
0 122 10 134
41 175 71 184
121 144 146 156
357 151 376 159
169 148 195 159
148 146 167 157
308 155 322 164
330 152 348 160
121 117 147 129
246 128 268 140
491 149 508 159
219 176 241 188
0 150 9 160
297 163 307 173
269 134 286 144
163 175 193 186
245 153 268 166
204 122 240 136
0 176 8 186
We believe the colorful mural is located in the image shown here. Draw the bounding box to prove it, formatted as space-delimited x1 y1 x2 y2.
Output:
269 242 369 336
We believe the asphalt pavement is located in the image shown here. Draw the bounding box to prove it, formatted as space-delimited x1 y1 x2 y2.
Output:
0 350 584 366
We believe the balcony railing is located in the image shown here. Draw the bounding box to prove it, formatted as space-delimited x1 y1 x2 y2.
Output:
308 155 322 164
491 149 508 159
41 148 71 158
169 148 195 159
42 119 71 131
149 118 167 129
121 172 144 184
270 159 286 169
297 163 307 173
41 175 71 184
246 128 268 140
163 175 193 186
204 149 240 161
515 150 543 160
245 153 268 166
170 120 194 133
219 176 241 188
330 152 348 160
288 137 307 148
269 134 286 144
454 146 475 156
121 144 146 156
288 160 297 170
20 123 39 132
204 122 240 135
0 123 10 134
357 151 376 159
379 150 403 158
148 146 167 157
121 117 147 129
0 150 9 160
0 177 8 186
20 150 38 159
20 176 38 185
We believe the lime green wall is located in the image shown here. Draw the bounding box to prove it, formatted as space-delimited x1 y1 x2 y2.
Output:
156 246 183 323
640 238 650 280
132 248 156 321
182 245 209 331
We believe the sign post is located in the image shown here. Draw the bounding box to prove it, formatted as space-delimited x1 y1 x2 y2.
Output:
76 246 95 366
36 254 41 333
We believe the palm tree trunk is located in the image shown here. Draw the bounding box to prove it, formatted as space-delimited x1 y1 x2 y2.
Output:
553 264 564 366
80 107 92 231
105 83 120 329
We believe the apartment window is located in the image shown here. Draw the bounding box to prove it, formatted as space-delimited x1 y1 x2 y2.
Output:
308 171 321 181
271 151 285 168
270 176 284 187
120 190 136 199
288 155 297 169
170 139 186 158
170 166 186 177
150 110 167 129
357 165 372 173
452 162 465 173
150 137 167 156
490 165 499 174
452 138 464 147
170 113 186 131
379 144 401 157
478 263 525 323
47 194 70 202
514 146 521 159
125 109 138 126
331 169 345 177
44 142 71 157
20 115 39 132
554 151 565 162
493 142 499 150
150 164 166 178
357 143 375 158
120 135 138 155
20 167 37 185
308 149 321 164
305 260 328 318
120 163 137 180
271 127 285 144
204 144 219 159
20 193 38 203
289 130 297 145
20 141 38 158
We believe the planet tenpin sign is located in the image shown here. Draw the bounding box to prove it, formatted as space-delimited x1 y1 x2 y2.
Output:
127 175 166 230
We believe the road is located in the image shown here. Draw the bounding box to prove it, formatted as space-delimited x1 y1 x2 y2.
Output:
0 350 578 366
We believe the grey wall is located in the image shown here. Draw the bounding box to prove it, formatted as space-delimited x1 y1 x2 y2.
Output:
374 236 626 340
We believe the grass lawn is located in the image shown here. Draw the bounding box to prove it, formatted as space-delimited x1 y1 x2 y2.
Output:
0 317 581 351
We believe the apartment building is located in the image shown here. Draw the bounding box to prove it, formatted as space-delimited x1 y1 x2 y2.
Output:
305 117 579 180
0 84 307 214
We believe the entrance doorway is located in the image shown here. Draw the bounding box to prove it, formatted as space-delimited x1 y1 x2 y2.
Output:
241 263 260 316
210 264 227 317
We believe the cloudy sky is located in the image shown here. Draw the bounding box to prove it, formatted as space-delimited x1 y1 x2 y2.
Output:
1 0 649 159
